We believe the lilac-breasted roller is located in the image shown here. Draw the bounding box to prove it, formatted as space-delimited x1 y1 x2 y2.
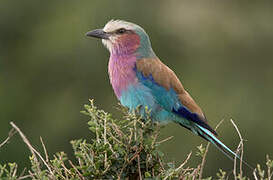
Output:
86 20 249 166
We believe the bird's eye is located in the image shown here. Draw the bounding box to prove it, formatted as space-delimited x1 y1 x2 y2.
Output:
116 28 126 34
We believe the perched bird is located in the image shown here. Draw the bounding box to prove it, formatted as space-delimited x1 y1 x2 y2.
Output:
86 20 248 165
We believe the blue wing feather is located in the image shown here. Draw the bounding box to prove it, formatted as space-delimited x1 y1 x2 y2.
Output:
134 67 179 110
135 68 217 135
173 106 217 135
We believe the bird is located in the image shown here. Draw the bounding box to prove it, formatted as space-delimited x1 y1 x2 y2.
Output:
86 19 250 167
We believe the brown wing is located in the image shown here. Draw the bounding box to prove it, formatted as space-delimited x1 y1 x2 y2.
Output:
136 57 207 121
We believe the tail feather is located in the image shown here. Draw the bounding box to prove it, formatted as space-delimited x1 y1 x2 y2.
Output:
196 124 253 170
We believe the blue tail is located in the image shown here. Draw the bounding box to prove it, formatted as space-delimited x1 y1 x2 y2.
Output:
196 124 253 169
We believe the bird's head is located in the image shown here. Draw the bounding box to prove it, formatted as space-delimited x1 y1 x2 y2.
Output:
86 20 155 58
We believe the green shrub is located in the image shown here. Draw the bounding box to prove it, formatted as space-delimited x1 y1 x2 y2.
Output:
0 100 272 179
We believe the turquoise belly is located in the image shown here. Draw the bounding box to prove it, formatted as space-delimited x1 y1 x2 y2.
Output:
119 84 173 124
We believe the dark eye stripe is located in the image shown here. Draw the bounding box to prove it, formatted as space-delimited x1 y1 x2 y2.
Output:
116 28 126 34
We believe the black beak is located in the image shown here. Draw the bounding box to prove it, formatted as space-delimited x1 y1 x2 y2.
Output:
85 29 109 39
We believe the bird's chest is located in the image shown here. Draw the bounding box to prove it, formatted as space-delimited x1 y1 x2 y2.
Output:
108 56 138 98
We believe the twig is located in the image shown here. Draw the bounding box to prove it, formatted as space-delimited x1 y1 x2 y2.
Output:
111 123 125 139
69 160 85 180
106 141 118 158
0 128 16 148
156 136 174 145
10 122 54 178
190 165 200 179
18 167 27 179
253 168 258 180
158 156 165 171
165 152 192 180
134 119 137 141
137 155 142 180
10 122 41 173
103 116 108 170
18 175 33 180
230 119 244 179
128 128 133 144
199 119 224 180
108 130 122 144
102 164 111 175
267 155 273 180
60 162 70 178
54 154 68 179
118 146 143 179
151 127 160 147
12 163 18 177
28 170 35 179
178 152 192 169
129 146 143 163
40 137 49 163
118 161 127 180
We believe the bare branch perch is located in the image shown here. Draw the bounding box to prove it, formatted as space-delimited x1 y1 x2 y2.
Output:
0 128 16 148
10 121 54 178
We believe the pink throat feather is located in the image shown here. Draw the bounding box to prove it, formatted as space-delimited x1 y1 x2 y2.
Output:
108 54 137 98
107 32 141 98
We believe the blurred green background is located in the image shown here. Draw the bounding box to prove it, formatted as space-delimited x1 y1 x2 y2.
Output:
1 0 272 177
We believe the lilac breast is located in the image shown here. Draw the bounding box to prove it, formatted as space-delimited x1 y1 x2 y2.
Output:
108 54 138 98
